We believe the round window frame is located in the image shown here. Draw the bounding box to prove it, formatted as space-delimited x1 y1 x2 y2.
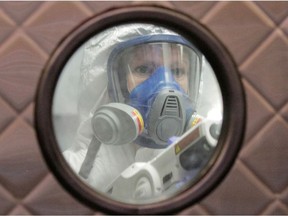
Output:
35 5 246 215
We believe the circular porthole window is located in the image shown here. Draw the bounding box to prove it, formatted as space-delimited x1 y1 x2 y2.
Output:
35 6 245 214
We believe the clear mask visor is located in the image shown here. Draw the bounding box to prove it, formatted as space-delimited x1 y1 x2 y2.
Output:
118 42 199 94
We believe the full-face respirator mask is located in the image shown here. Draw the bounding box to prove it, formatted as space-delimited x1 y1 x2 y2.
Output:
92 34 202 149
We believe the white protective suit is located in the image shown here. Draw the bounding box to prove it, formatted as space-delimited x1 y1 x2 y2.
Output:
63 23 222 193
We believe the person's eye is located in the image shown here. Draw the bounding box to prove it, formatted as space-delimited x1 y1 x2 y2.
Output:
171 68 185 78
134 65 154 76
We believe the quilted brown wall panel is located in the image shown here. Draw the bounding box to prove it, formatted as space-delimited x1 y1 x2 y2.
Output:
0 1 287 215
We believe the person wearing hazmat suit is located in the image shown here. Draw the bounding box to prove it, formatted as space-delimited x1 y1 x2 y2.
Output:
63 23 222 200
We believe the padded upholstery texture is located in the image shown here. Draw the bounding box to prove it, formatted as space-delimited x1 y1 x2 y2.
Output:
0 1 287 214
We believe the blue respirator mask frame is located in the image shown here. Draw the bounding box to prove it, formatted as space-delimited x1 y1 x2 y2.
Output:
107 34 202 148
